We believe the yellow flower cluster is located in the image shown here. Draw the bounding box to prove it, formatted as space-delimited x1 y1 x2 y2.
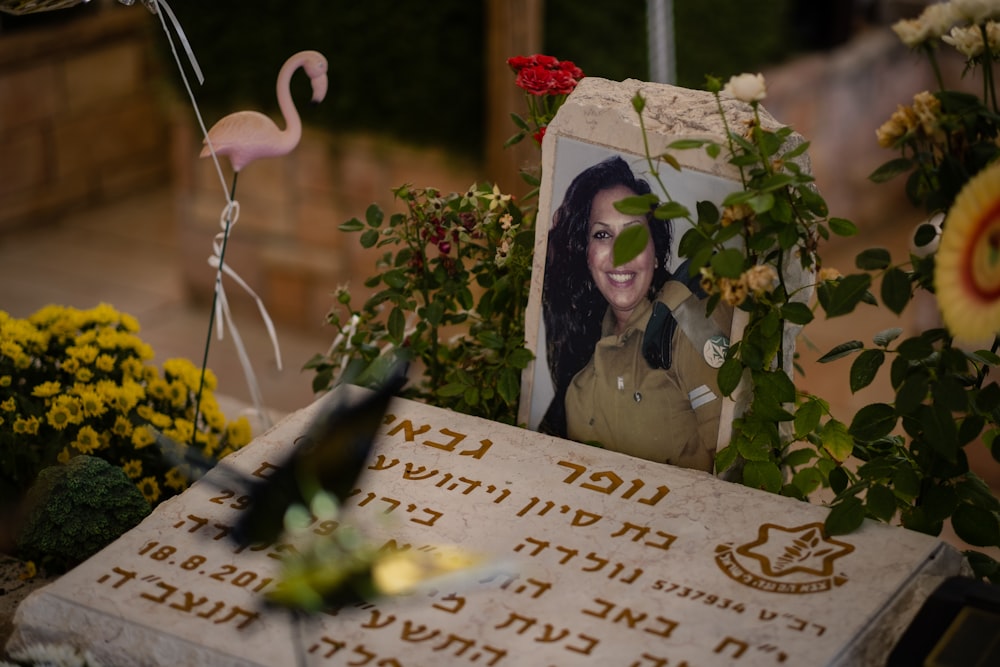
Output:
876 91 943 149
0 304 253 509
699 264 778 306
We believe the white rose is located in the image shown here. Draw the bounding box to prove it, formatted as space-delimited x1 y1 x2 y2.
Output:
943 24 985 56
723 73 767 103
920 2 961 37
987 20 1000 49
892 18 929 46
952 0 1000 24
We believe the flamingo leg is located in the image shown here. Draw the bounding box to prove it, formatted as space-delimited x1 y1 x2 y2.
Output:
191 171 240 445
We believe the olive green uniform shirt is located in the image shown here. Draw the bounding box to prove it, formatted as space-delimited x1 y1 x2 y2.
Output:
564 281 724 473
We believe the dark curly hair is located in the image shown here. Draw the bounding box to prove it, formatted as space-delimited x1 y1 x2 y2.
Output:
539 155 672 437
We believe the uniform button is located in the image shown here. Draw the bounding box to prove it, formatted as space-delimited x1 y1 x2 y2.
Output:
633 392 642 403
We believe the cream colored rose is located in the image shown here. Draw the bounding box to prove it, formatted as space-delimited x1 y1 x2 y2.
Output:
892 19 929 47
818 267 842 282
745 264 778 295
943 24 985 57
723 73 767 103
952 0 1000 24
920 2 960 37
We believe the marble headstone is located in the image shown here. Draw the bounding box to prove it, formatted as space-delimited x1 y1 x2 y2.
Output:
7 390 965 666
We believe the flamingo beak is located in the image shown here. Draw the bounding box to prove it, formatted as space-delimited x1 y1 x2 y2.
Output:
311 74 328 105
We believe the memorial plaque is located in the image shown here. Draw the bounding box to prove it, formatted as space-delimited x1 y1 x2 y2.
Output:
7 390 965 666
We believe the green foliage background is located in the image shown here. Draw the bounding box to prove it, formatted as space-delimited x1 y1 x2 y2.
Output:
160 1 808 158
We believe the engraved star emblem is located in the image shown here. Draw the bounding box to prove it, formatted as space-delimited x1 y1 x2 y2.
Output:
735 522 854 578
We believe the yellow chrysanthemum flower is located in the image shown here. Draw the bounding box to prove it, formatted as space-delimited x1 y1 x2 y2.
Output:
72 425 101 455
56 447 71 465
30 381 61 398
936 162 1000 340
13 416 40 435
122 459 143 479
1 397 16 412
164 466 187 491
137 476 161 503
95 354 116 373
46 404 73 431
0 375 11 387
132 425 156 449
112 415 133 438
76 389 106 419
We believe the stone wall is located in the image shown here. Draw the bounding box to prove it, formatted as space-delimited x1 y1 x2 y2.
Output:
171 120 482 330
0 6 170 231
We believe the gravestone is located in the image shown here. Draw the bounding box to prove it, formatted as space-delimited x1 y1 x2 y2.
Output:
6 389 966 666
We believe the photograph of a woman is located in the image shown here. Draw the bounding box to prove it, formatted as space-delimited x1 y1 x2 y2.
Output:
538 154 733 473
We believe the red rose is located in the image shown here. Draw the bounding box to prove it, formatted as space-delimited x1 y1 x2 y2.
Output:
532 54 559 68
533 126 547 145
507 55 534 72
516 65 555 95
558 60 584 81
548 69 579 95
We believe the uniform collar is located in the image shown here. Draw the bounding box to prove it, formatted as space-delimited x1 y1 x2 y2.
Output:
599 279 695 339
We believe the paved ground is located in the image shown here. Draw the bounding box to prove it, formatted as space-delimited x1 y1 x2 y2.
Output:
0 187 333 419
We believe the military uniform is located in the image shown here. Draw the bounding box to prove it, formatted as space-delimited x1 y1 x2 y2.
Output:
564 280 728 473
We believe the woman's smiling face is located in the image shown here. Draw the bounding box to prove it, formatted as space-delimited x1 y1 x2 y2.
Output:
586 184 655 333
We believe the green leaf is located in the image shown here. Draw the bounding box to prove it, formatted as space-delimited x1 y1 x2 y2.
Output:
896 336 934 361
507 347 534 369
823 273 873 317
818 340 864 363
781 301 814 325
710 248 746 278
821 419 854 461
866 484 897 522
382 269 408 290
338 217 364 232
952 503 1000 547
794 400 823 439
438 382 467 398
706 143 721 159
742 461 783 493
747 193 775 214
881 267 911 315
498 367 520 405
792 467 823 496
850 349 885 393
829 217 858 236
855 248 892 270
868 157 915 183
613 225 650 267
387 307 405 343
653 201 690 220
895 373 930 414
667 139 708 150
892 466 920 501
360 228 380 249
825 496 866 535
696 200 719 225
849 403 897 442
613 193 658 215
476 330 505 350
784 447 816 467
717 357 744 397
365 203 384 227
920 403 959 462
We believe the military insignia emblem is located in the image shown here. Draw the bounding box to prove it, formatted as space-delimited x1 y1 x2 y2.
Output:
703 335 729 368
715 523 855 594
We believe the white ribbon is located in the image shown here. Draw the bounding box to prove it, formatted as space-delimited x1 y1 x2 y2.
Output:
142 0 283 429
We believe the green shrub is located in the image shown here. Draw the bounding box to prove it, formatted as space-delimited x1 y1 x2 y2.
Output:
15 455 151 573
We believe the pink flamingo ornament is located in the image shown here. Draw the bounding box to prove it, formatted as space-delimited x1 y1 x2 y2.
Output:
201 49 328 173
190 50 327 444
